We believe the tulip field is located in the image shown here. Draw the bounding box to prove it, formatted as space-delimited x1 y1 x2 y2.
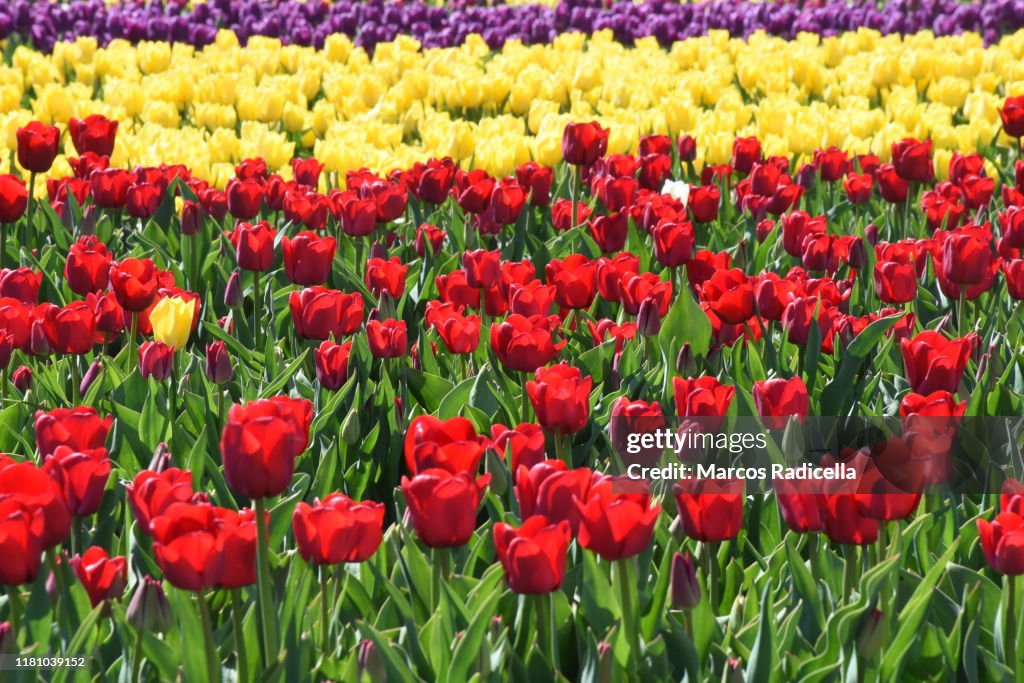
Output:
4 2 1024 682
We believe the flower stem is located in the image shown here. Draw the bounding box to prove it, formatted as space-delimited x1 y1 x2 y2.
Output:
254 497 279 671
7 586 21 636
616 558 639 670
128 313 139 376
252 271 261 354
131 629 144 683
229 589 249 683
431 547 449 611
534 593 559 671
24 172 36 256
197 591 222 683
1008 574 1017 669
320 565 331 660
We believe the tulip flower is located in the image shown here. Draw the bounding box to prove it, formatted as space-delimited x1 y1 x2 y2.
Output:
314 340 352 391
282 231 336 286
43 446 111 518
126 467 195 533
366 319 407 358
34 406 113 456
900 331 976 395
515 460 594 533
68 115 118 157
0 457 71 550
491 422 546 473
673 477 744 543
150 295 196 351
0 498 44 586
490 314 564 373
69 546 127 608
493 515 571 594
139 341 174 381
404 415 489 476
527 364 592 453
400 468 490 549
752 376 809 430
292 493 385 566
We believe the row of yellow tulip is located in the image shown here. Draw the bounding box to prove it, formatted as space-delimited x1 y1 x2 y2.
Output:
0 28 1023 185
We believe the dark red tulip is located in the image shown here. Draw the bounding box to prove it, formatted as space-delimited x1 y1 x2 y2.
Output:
293 493 385 565
461 249 501 289
68 115 118 157
546 254 597 310
226 178 264 220
415 223 446 258
527 363 592 436
493 515 571 594
335 191 377 237
516 162 553 207
673 477 744 542
70 546 126 606
228 220 275 272
877 164 909 203
551 199 591 231
89 169 133 209
874 259 917 304
314 340 352 390
16 121 59 173
900 330 976 395
220 397 313 499
689 185 720 223
588 212 629 253
126 183 162 219
619 271 673 317
282 231 336 286
940 233 995 286
205 341 233 384
891 138 933 183
1004 259 1024 299
288 287 364 340
653 220 694 267
595 253 639 302
400 469 490 548
752 376 809 430
978 511 1024 574
562 122 609 166
576 475 660 560
0 268 40 304
731 136 761 174
42 301 95 355
139 341 173 381
291 157 324 188
1000 96 1024 138
366 318 407 358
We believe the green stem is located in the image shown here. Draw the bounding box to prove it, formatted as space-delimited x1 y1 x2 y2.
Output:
131 629 144 683
230 589 249 683
707 542 719 614
431 547 449 611
535 593 559 671
7 586 21 636
320 565 331 660
24 172 36 258
197 592 222 683
127 313 139 376
520 373 531 423
1008 574 1018 669
616 558 639 670
843 545 860 603
254 498 279 671
252 271 261 354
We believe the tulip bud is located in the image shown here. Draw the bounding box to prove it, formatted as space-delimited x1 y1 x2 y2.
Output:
670 551 701 609
224 271 242 309
46 566 59 606
127 576 173 634
677 135 697 163
149 443 173 473
341 407 361 445
11 365 32 393
975 351 990 384
139 342 173 381
192 491 210 505
857 609 887 659
676 343 696 376
756 220 774 243
864 223 879 247
181 200 203 236
609 351 621 390
358 639 385 682
79 359 102 396
726 657 745 683
797 163 817 190
369 240 387 261
205 341 233 384
30 319 50 356
0 621 13 654
637 298 662 337
597 641 613 683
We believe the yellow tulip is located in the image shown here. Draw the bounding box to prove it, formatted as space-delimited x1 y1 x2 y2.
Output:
150 296 195 352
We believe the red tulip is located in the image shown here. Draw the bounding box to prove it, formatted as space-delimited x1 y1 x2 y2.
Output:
35 406 113 456
0 457 71 549
292 493 385 565
493 515 571 594
414 158 455 205
491 422 546 472
415 223 446 257
701 268 755 324
0 498 44 585
400 469 490 548
204 341 233 384
68 115 118 157
874 259 917 304
527 363 592 436
335 191 377 237
877 164 909 203
900 330 976 395
126 182 162 219
127 468 195 533
291 157 324 188
508 280 556 318
562 122 609 166
939 233 995 286
490 314 564 372
220 397 313 499
619 271 673 317
42 301 95 355
44 446 110 517
1004 260 1024 299
516 162 553 207
595 253 639 302
515 460 594 533
282 231 336 286
752 377 809 430
425 302 480 355
819 492 879 545
689 185 720 223
70 546 127 606
16 121 59 173
226 177 264 220
404 415 489 476
673 477 744 542
890 138 933 183
366 318 407 358
314 340 352 390
545 254 597 310
1000 96 1024 138
672 376 735 431
588 211 629 253
212 507 258 589
139 341 173 381
110 258 158 312
90 169 133 209
461 249 501 290
365 257 408 299
978 511 1024 575
731 136 761 173
653 220 695 267
287 287 361 343
551 199 591 231
0 174 28 224
774 478 823 533
0 267 40 304
228 220 276 272
151 502 226 591
576 475 660 560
